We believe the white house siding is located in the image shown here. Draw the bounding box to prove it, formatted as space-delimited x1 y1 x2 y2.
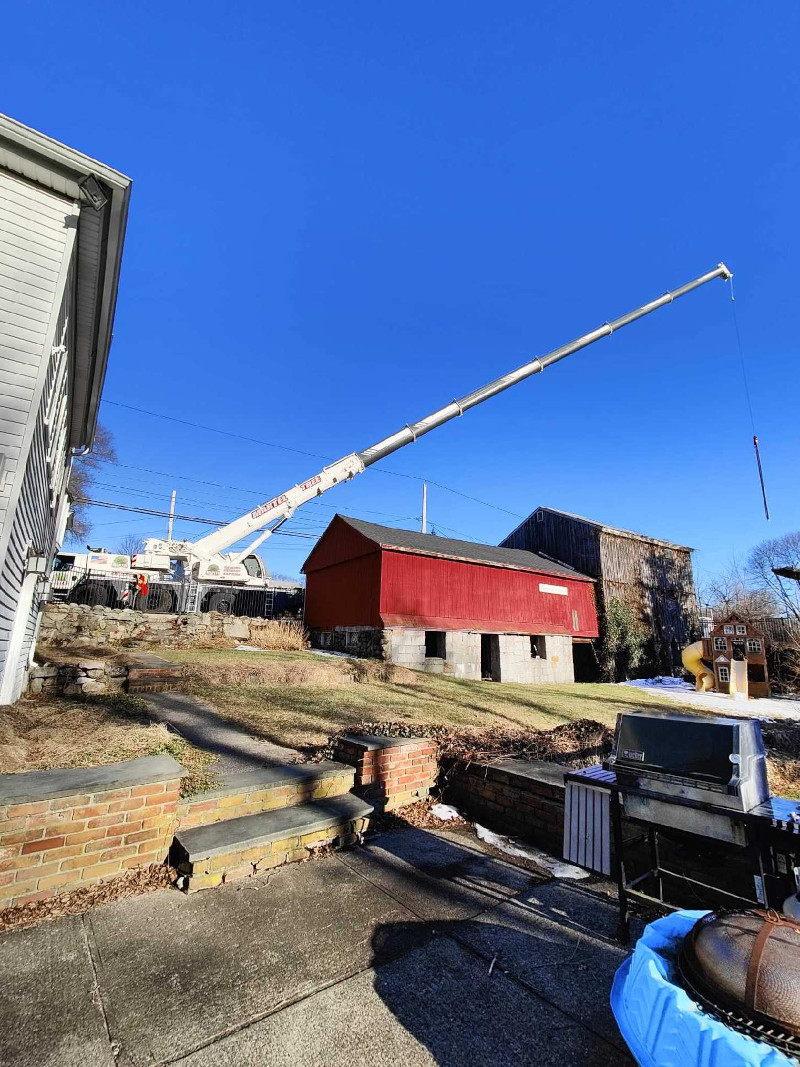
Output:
0 170 78 702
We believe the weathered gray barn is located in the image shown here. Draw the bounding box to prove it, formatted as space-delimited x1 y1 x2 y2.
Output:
0 115 130 702
500 506 698 676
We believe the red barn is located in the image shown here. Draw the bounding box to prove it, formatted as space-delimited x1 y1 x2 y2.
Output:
302 516 598 684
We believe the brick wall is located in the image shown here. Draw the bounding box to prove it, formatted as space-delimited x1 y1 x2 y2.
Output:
444 758 567 853
177 765 356 830
333 734 438 811
0 755 184 910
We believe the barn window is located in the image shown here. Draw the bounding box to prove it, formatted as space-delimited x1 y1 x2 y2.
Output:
536 510 544 522
713 637 727 652
425 631 446 659
747 638 762 654
723 625 734 635
718 665 730 683
736 624 747 635
530 636 547 659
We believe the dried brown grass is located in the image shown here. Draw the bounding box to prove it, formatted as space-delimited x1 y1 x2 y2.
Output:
246 619 308 651
0 694 218 795
179 654 418 690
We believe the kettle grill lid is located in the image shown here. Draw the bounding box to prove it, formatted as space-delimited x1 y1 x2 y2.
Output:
680 910 800 1040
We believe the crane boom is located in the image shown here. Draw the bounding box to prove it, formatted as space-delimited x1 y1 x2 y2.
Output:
186 262 732 563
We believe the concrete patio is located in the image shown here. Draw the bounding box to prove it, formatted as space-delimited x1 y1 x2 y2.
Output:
0 826 637 1066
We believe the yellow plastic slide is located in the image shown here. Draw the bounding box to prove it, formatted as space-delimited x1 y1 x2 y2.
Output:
681 641 715 692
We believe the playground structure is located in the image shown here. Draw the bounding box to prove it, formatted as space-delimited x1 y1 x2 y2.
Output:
682 615 770 698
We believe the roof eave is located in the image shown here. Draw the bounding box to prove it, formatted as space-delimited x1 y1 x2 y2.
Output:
0 113 132 452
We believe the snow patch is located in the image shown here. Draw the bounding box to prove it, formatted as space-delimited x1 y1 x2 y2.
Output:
474 824 589 879
430 803 462 822
623 676 694 692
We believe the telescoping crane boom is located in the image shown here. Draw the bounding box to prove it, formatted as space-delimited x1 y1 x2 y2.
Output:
141 263 732 583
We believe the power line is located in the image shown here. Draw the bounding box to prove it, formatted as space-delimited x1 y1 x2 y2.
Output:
82 499 319 538
102 400 524 519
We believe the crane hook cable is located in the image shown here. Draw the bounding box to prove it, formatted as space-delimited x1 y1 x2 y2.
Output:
728 276 770 521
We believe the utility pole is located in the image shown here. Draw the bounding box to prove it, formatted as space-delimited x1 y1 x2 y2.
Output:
421 483 427 534
167 490 176 541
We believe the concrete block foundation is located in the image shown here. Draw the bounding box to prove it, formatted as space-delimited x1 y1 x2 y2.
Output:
311 626 575 685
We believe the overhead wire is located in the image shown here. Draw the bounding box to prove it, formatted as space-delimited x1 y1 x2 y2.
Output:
101 399 524 519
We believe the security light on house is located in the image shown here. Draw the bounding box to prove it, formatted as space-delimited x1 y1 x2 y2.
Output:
78 173 109 211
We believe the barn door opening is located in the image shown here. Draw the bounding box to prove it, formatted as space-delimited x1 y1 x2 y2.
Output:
481 634 500 682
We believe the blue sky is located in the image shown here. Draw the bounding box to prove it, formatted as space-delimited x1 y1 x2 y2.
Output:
4 3 798 583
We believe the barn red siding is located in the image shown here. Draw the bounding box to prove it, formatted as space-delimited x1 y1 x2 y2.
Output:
303 515 376 573
303 550 383 629
378 551 598 637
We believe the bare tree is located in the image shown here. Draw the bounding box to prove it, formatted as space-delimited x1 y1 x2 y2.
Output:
117 533 143 558
748 532 800 621
704 560 779 623
67 424 117 541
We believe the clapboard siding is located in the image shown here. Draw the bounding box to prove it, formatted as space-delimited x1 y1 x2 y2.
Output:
501 507 697 672
0 170 75 699
0 256 74 695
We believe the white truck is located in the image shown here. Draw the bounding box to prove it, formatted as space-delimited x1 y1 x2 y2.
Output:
65 264 733 615
50 546 300 615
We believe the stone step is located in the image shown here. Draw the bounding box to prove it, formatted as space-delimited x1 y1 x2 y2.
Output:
177 762 356 829
171 794 374 891
125 654 183 694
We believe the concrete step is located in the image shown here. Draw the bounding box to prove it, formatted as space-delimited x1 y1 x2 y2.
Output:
177 762 356 829
171 794 374 891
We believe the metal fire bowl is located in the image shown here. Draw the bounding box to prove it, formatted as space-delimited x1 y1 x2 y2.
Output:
679 910 800 1048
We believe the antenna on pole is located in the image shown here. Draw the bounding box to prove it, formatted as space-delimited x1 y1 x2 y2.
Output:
167 490 176 540
421 483 427 534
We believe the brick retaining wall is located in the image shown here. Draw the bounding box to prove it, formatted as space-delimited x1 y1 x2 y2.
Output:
333 734 438 811
0 755 184 909
444 758 567 853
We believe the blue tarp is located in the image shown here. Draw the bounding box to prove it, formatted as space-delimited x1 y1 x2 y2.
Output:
611 910 796 1067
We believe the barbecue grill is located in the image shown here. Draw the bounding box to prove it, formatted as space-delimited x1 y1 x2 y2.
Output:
563 709 800 943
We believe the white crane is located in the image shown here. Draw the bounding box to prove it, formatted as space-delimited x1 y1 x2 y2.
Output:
135 264 732 604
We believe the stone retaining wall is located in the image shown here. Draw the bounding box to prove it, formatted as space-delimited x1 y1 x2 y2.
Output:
27 659 128 696
39 602 271 649
0 755 184 910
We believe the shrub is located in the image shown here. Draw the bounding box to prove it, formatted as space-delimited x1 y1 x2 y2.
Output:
599 597 648 682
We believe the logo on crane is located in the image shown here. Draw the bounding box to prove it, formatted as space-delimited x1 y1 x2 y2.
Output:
250 494 289 521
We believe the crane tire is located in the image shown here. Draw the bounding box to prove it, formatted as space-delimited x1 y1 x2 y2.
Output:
205 590 236 615
69 581 112 608
134 587 175 614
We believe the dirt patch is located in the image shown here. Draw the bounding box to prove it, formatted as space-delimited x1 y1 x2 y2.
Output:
0 864 178 933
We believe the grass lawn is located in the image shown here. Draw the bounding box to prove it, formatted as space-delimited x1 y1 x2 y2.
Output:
161 648 698 752
0 693 217 795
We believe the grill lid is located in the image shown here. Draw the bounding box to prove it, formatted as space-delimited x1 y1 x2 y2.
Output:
679 910 800 1049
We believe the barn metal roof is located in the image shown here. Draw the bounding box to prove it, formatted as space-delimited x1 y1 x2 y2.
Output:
506 506 692 552
335 515 593 580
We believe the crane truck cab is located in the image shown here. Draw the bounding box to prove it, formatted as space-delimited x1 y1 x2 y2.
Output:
50 549 162 609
